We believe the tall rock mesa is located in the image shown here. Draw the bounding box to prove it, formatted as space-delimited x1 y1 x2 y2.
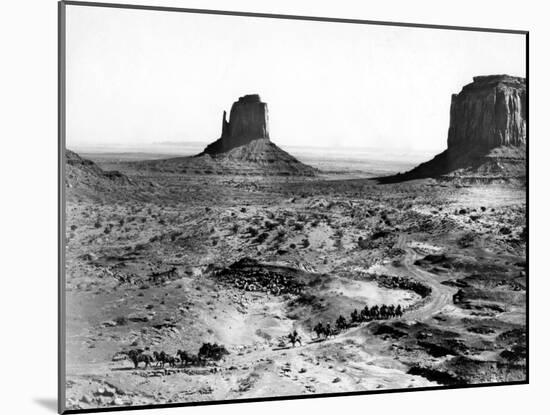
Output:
196 93 317 176
387 75 527 182
447 75 526 155
204 94 270 155
227 94 270 141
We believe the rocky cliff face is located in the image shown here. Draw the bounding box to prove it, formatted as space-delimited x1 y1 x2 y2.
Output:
203 94 270 155
386 75 526 183
227 94 270 141
447 75 526 155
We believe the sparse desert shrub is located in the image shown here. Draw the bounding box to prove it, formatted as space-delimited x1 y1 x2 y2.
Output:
264 221 277 230
70 224 77 231
458 232 476 248
371 228 390 240
247 226 258 237
499 227 512 235
115 316 127 326
358 237 370 250
231 223 239 234
301 238 310 248
94 220 102 229
255 232 269 244
294 222 304 231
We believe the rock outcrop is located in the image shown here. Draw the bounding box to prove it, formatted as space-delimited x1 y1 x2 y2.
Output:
447 75 526 155
66 150 132 187
65 150 133 200
202 94 270 155
385 75 526 183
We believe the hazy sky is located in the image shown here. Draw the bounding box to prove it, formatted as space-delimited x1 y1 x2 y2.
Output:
66 5 526 153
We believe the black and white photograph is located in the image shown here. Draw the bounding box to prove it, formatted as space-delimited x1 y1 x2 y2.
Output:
59 1 527 413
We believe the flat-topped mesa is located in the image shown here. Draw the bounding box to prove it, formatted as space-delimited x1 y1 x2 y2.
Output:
447 75 526 155
203 94 270 155
382 75 527 183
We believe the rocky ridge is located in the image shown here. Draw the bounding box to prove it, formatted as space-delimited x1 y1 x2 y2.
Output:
66 150 132 190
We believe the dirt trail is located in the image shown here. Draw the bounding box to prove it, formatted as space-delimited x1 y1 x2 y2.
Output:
395 234 456 322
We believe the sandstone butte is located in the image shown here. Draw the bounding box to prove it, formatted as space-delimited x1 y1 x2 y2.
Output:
197 94 317 176
390 75 526 181
201 94 270 155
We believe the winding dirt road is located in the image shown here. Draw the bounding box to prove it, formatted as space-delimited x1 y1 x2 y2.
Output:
395 234 456 322
402 242 457 321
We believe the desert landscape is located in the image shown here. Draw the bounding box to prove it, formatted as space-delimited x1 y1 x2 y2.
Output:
63 76 527 411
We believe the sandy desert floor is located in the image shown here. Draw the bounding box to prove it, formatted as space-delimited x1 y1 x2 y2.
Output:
63 163 526 410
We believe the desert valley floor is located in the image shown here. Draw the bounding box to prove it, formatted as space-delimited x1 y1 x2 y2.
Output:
63 155 527 410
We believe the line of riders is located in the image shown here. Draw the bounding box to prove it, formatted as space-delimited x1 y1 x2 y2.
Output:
126 342 229 369
316 303 404 339
285 304 404 348
286 303 403 347
126 303 406 369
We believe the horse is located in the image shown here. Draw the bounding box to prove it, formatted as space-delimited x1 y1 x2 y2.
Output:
313 322 325 339
288 330 302 347
336 315 348 332
164 354 177 367
395 304 403 318
323 323 336 339
153 351 167 368
177 349 201 367
128 349 153 369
